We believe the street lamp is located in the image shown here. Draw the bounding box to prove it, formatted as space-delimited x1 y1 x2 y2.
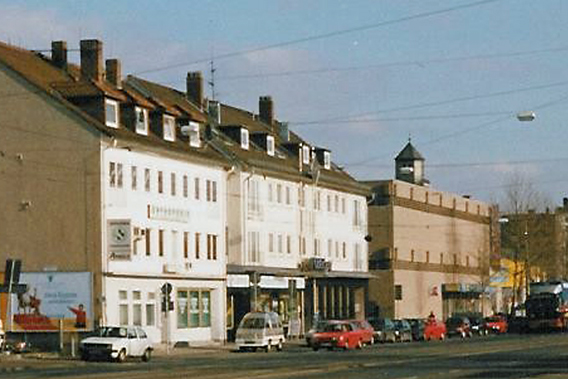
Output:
516 111 536 122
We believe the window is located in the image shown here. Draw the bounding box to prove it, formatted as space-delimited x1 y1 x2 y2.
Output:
394 285 403 300
183 175 188 198
145 228 151 256
328 239 333 257
353 200 361 226
241 128 249 150
335 241 339 258
132 291 142 326
195 178 200 200
268 183 273 202
116 163 123 188
285 187 290 205
268 233 274 253
342 242 347 259
276 184 282 203
195 232 200 259
158 171 163 194
302 145 310 164
298 187 305 207
341 198 346 214
188 122 201 148
146 292 155 326
163 115 175 141
171 173 176 196
267 136 275 156
105 98 119 128
247 180 260 214
158 229 164 257
119 290 128 325
109 162 116 187
212 181 217 202
411 250 415 262
334 195 339 213
206 180 211 201
314 238 320 257
135 107 148 135
287 235 291 254
278 234 283 254
131 166 137 190
184 232 189 259
207 234 217 260
177 289 211 328
144 168 151 192
327 195 331 212
248 231 260 263
324 151 331 169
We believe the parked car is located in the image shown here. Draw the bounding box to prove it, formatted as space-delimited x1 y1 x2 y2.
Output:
485 315 508 334
393 319 413 342
235 312 285 352
311 320 367 350
79 326 153 362
424 318 447 341
368 317 397 343
467 315 488 336
407 319 426 341
350 320 375 345
0 318 4 350
446 316 472 338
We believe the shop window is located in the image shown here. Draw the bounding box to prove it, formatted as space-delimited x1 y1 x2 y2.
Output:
177 289 211 328
146 292 155 326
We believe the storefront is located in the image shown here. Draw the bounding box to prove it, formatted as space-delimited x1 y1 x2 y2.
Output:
441 283 484 319
226 271 305 341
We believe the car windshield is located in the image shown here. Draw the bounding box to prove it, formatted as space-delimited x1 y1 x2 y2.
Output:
240 316 265 329
100 327 127 338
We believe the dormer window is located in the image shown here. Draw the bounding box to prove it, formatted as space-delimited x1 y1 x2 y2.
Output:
267 136 275 156
302 145 310 165
105 98 119 128
135 107 148 135
163 115 175 142
241 128 249 150
324 151 331 169
187 121 201 148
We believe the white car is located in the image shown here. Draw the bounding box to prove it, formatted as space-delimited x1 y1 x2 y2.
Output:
235 312 285 352
79 326 153 362
0 319 4 350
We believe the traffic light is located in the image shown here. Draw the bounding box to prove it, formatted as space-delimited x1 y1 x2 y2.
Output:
161 282 174 312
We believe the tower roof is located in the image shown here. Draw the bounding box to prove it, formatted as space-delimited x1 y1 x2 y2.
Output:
395 141 424 161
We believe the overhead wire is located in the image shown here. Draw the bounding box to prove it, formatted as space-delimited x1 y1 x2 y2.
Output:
133 0 504 76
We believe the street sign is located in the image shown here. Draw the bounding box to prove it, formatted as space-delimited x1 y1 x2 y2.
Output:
161 282 173 295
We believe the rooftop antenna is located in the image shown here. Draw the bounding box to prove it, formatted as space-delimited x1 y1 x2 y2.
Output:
208 58 217 101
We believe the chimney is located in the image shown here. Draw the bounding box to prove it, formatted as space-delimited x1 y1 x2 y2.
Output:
563 197 568 211
51 41 67 69
259 96 274 127
186 72 203 109
105 59 122 88
80 39 103 82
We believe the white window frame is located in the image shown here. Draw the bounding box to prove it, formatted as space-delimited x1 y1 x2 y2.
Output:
267 136 275 156
105 98 119 128
324 151 331 169
302 145 310 165
163 114 176 142
135 107 149 135
241 128 249 150
188 122 201 148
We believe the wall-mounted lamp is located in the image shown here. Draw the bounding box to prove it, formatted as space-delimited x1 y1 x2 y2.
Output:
20 200 32 210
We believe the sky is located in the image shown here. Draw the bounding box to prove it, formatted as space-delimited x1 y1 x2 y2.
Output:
1 0 568 209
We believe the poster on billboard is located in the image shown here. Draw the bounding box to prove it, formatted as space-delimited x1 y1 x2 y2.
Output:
8 272 92 332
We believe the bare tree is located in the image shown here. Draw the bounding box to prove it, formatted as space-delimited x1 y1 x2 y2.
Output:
502 172 552 214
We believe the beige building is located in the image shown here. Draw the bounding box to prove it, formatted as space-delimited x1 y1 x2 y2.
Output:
365 142 494 320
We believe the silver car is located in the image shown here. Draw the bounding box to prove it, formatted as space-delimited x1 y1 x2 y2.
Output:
235 312 285 352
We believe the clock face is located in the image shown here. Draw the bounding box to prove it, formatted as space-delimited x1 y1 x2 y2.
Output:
110 224 130 245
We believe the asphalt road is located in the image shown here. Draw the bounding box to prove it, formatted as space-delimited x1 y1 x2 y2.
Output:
2 333 568 379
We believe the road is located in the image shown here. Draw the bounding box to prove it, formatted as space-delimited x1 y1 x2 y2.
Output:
2 333 568 379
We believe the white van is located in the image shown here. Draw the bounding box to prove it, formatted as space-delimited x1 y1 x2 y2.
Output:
235 312 285 352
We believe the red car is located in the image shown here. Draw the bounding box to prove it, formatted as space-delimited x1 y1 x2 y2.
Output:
350 320 375 345
484 315 508 334
311 320 369 351
424 319 447 341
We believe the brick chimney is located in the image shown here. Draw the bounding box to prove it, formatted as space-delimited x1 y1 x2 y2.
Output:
105 59 121 88
51 41 67 69
186 72 203 109
259 96 274 127
80 39 103 82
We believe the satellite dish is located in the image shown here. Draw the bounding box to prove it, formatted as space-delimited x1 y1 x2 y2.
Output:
180 124 191 136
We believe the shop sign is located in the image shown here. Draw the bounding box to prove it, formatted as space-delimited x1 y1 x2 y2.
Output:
227 274 250 288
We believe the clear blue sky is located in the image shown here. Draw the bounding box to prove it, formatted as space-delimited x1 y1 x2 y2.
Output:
2 0 567 208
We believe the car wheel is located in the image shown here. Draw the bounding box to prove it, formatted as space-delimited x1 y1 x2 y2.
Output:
117 349 127 363
141 348 151 362
276 340 283 352
312 343 320 351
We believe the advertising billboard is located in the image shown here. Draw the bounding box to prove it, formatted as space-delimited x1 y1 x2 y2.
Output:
8 272 92 332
